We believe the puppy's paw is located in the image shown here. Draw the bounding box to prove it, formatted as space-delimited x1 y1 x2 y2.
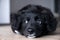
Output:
14 30 20 34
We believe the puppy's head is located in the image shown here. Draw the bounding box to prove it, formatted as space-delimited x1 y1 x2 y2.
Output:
19 13 45 38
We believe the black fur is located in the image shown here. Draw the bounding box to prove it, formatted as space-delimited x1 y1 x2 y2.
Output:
10 4 57 38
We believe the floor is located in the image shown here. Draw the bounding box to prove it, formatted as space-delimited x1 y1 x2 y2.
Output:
0 21 60 40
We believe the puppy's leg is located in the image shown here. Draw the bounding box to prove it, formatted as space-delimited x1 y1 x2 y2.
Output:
10 13 20 34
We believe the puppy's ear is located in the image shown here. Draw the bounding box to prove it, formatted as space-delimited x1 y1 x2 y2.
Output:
47 18 57 32
10 13 18 23
43 10 57 32
10 13 21 33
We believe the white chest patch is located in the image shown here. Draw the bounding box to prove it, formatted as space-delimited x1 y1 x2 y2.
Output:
27 33 36 38
27 36 36 38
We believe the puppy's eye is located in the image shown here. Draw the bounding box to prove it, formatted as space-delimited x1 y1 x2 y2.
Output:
36 19 41 24
35 16 41 24
25 20 28 23
25 17 30 23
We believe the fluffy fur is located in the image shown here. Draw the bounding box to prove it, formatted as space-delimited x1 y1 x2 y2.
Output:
10 4 57 38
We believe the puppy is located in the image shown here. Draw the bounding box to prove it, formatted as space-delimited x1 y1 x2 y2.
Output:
10 4 57 38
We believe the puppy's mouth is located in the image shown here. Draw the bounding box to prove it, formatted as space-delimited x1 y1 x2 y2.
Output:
26 33 36 38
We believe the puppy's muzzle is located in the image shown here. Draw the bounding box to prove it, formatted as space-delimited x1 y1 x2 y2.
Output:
26 28 36 38
27 28 34 34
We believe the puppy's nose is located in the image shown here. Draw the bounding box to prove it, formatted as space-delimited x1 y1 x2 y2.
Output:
28 28 34 34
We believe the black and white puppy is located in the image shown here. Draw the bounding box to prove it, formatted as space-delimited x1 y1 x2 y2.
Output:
10 4 57 38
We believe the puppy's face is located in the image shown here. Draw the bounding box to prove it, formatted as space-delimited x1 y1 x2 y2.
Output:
19 13 44 38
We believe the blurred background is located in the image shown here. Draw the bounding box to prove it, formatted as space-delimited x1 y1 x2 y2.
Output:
0 0 60 40
0 0 60 24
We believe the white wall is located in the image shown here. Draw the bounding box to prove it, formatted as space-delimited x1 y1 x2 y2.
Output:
0 0 10 24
